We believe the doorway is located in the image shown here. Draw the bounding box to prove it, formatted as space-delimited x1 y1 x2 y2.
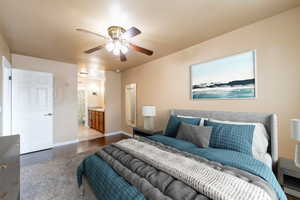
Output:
78 88 88 127
77 76 104 141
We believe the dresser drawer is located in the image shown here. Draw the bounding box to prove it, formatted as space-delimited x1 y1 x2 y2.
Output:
0 135 20 200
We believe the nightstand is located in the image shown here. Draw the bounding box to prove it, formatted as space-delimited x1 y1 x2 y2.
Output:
278 158 300 199
132 127 163 137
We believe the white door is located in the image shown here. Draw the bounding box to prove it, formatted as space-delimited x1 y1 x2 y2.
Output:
2 56 12 136
12 69 53 154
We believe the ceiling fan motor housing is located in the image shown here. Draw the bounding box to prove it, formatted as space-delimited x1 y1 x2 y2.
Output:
107 26 126 40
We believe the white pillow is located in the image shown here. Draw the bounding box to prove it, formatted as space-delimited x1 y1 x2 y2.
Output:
255 153 273 169
200 118 208 126
177 115 198 118
208 119 269 161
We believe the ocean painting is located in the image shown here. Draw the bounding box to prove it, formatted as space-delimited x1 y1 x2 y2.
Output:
191 51 256 99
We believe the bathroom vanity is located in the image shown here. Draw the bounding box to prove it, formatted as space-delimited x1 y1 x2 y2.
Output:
88 108 105 133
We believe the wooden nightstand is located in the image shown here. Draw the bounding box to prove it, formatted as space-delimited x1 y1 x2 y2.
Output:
132 127 163 137
278 158 300 199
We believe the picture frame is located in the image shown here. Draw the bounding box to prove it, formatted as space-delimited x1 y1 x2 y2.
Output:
190 50 256 100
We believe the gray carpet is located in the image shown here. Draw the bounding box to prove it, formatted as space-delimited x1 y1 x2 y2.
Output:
21 150 95 200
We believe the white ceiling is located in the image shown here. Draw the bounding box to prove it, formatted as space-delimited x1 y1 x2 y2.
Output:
0 0 299 71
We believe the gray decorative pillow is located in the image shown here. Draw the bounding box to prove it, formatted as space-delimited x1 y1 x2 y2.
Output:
176 122 212 148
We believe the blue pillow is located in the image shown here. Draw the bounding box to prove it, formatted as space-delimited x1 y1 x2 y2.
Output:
164 115 201 137
205 120 255 155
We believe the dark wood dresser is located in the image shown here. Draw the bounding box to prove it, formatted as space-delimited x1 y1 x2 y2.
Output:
0 135 20 200
88 110 105 133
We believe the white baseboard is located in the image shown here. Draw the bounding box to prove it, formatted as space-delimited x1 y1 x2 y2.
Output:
54 131 132 147
105 131 132 137
104 131 124 137
120 131 133 137
54 139 79 147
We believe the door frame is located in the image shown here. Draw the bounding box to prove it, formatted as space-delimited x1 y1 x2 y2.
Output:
78 87 88 127
2 56 12 136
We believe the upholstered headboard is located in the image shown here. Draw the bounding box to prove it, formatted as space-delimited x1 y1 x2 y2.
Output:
170 109 278 171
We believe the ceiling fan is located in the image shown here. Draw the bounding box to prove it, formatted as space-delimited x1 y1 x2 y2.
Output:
76 26 154 62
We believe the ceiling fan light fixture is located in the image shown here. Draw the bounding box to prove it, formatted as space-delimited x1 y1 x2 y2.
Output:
77 26 153 61
120 45 128 54
113 48 120 56
105 42 114 52
114 40 121 50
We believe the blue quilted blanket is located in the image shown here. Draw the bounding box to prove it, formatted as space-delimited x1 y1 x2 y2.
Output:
149 135 286 200
77 154 145 200
77 135 286 200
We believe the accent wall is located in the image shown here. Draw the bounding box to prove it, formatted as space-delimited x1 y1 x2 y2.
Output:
121 7 300 159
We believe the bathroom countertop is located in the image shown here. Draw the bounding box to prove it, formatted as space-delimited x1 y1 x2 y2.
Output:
88 108 105 112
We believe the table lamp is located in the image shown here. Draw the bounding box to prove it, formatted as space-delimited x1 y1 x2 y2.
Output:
291 119 300 167
142 106 156 130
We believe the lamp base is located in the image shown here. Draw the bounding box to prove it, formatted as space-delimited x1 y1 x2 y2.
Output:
144 117 154 130
295 143 300 168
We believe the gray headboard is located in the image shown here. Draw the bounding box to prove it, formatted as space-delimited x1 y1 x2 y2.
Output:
170 109 278 171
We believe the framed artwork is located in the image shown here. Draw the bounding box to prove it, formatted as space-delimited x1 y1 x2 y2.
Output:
191 51 256 99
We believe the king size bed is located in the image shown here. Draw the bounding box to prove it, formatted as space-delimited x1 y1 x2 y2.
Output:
77 110 286 200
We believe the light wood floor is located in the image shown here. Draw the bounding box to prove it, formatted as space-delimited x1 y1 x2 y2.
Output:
77 125 104 141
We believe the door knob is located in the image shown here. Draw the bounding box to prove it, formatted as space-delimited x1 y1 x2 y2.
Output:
44 113 53 116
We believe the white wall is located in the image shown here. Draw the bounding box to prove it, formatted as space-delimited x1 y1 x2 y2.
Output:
78 77 105 108
104 71 122 133
12 54 78 144
121 7 300 159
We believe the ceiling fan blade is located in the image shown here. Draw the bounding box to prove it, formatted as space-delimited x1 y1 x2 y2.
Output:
121 27 141 39
120 51 127 62
84 45 104 54
128 43 153 56
76 28 108 40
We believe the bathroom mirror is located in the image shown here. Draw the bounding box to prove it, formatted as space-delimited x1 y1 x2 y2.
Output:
125 83 137 127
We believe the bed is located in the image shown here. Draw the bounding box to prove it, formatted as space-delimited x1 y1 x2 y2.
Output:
77 110 286 200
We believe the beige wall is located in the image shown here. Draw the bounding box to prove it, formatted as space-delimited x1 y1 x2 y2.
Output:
78 77 105 108
0 32 10 62
105 71 121 133
122 7 300 159
12 54 78 144
0 31 10 135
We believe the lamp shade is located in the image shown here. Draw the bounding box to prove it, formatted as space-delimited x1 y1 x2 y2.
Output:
291 119 300 141
142 106 156 117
